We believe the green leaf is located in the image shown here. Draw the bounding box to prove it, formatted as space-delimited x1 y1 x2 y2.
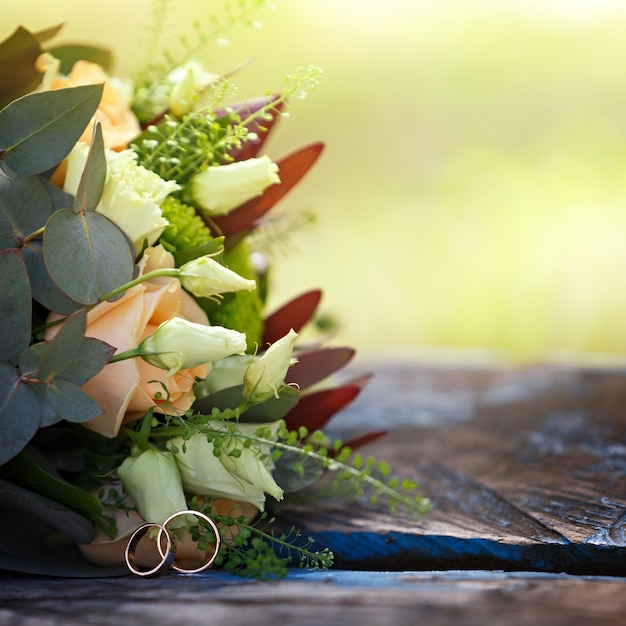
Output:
0 364 41 464
45 379 103 423
0 249 31 364
0 449 104 522
0 27 43 109
193 384 300 422
47 43 113 74
0 84 103 175
43 208 134 304
272 450 323 493
72 122 106 213
172 237 225 267
61 336 114 386
39 311 86 381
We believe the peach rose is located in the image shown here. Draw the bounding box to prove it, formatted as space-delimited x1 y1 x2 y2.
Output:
46 246 211 438
47 60 140 150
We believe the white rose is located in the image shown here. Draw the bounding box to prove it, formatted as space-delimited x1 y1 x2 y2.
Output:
64 143 178 252
187 155 280 216
170 424 283 511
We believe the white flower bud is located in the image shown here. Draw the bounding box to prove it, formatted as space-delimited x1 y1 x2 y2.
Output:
117 449 188 527
140 317 247 375
178 256 256 298
167 61 219 117
243 329 298 403
188 155 280 216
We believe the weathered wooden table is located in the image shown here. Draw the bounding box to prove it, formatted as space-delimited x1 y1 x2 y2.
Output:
2 356 626 625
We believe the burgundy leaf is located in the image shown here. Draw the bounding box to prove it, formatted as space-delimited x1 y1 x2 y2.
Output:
263 289 321 345
211 142 325 237
287 347 355 390
219 94 285 162
284 385 361 433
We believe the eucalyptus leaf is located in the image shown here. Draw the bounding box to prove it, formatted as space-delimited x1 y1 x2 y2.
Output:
45 379 103 424
39 311 86 381
23 239 82 314
0 449 104 522
0 364 42 464
18 342 45 377
48 43 113 74
0 26 43 108
43 208 134 304
0 84 103 175
40 172 74 211
61 336 115 386
0 249 31 364
72 122 106 213
0 173 53 250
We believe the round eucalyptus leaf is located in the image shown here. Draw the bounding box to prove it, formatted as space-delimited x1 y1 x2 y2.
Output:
43 208 134 304
0 84 103 175
0 173 54 249
0 365 41 464
0 249 31 365
45 379 103 424
23 240 82 315
39 312 86 382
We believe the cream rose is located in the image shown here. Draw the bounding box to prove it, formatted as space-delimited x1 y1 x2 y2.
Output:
45 246 214 437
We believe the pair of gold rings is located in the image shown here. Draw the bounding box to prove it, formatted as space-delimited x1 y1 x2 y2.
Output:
124 510 221 577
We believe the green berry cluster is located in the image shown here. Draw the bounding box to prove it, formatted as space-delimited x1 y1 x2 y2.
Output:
159 196 214 253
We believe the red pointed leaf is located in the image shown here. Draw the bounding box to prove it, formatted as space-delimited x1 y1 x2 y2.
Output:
263 289 321 344
284 385 361 433
338 430 388 454
211 142 325 237
287 347 355 390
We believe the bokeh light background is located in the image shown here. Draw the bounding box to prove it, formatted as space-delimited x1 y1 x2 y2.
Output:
7 0 626 361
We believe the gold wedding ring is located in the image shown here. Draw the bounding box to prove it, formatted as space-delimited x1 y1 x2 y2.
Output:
158 510 222 574
125 522 175 577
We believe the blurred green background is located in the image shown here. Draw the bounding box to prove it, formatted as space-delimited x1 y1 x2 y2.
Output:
7 0 626 361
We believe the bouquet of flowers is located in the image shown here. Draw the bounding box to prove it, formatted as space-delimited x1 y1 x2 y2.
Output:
0 3 429 579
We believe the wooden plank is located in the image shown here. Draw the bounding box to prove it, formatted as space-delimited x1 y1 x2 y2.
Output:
277 361 626 575
1 570 626 626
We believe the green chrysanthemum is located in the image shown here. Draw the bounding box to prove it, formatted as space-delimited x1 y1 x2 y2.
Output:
159 196 213 253
209 242 264 352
